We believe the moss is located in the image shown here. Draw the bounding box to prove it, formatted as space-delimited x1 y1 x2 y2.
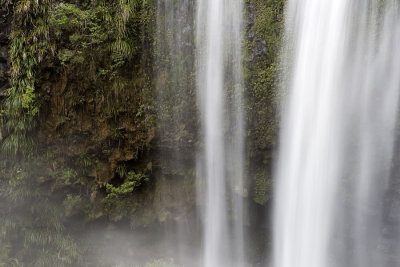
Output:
244 0 284 206
245 0 284 153
253 169 273 205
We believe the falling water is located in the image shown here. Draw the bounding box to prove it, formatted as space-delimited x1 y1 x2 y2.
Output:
155 0 197 264
196 0 245 266
274 1 400 267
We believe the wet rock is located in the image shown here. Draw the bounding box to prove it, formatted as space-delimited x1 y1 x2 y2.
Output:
247 30 256 41
244 2 268 63
254 38 267 56
0 62 7 72
0 6 11 97
0 46 7 60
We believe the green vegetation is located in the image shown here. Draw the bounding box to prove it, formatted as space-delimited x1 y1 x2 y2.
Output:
245 0 284 204
253 169 273 205
0 0 157 265
1 0 51 157
105 171 149 199
0 161 82 266
245 0 284 151
0 0 284 265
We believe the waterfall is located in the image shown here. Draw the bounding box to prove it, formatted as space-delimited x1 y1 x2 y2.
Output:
196 0 245 266
155 0 198 264
274 1 400 267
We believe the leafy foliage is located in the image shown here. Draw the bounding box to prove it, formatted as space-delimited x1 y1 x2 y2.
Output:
105 171 149 200
0 0 155 265
0 162 82 266
1 0 52 157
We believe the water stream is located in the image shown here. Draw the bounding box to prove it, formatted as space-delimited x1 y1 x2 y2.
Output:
196 0 245 266
274 1 400 267
155 0 198 264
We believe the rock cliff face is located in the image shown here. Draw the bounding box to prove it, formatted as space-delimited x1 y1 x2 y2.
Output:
0 1 11 202
0 0 284 265
0 3 10 99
